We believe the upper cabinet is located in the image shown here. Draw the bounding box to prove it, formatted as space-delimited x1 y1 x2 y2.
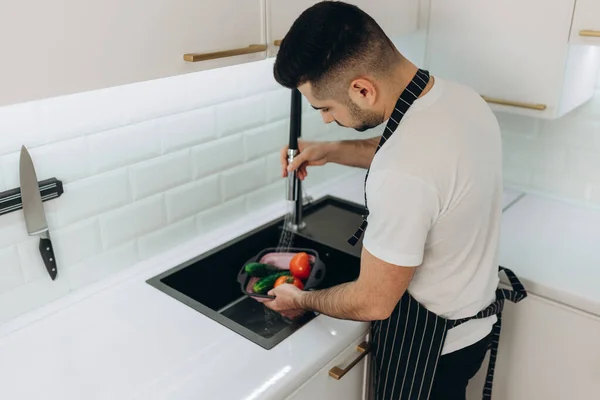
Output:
424 0 600 119
0 0 265 106
267 0 420 57
570 0 600 46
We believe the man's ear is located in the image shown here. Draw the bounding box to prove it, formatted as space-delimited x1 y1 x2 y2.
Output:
348 78 377 107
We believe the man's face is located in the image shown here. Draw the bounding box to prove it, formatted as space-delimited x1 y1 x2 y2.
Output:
298 82 383 132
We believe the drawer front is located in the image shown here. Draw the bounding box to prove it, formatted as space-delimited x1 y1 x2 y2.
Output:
286 334 371 400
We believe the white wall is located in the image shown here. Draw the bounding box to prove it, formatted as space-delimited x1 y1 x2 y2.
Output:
0 58 356 324
499 70 600 206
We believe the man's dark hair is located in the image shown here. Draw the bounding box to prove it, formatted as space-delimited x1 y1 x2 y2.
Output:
273 1 399 99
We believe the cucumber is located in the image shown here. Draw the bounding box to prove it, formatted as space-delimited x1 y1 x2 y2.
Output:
253 271 292 294
244 262 280 277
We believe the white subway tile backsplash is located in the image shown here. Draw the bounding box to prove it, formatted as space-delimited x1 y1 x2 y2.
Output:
100 195 166 249
267 89 292 122
216 95 267 137
51 218 103 269
0 163 6 192
530 136 569 173
197 197 246 234
37 89 127 144
0 58 349 324
138 217 197 259
495 112 541 138
222 158 268 201
0 247 24 295
165 175 221 223
192 134 244 179
265 153 283 184
131 150 192 201
499 75 600 204
64 242 139 289
530 171 596 202
0 213 29 250
181 61 253 109
542 116 600 150
1 137 91 189
243 121 287 160
236 59 283 97
159 107 217 153
88 120 162 174
301 112 327 140
0 102 46 156
502 164 533 187
55 169 131 228
246 182 285 211
501 133 536 168
566 147 600 178
17 237 52 282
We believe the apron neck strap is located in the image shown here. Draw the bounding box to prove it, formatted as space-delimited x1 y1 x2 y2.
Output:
348 68 431 247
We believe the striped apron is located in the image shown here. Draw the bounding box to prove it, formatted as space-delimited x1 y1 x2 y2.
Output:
347 69 528 399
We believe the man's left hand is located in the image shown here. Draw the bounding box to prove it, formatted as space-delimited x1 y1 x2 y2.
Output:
264 284 306 319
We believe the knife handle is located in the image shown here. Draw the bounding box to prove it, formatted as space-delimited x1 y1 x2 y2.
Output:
39 238 58 280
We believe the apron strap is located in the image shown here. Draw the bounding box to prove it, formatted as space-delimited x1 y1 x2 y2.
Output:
347 69 431 246
449 266 527 328
448 266 527 400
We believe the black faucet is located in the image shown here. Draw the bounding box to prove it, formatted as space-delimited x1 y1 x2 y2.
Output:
286 88 305 231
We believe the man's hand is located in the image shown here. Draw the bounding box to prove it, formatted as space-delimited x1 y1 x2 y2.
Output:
280 140 335 180
264 247 416 322
264 284 307 319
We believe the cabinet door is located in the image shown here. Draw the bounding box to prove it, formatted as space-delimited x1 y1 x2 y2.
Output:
286 335 370 400
466 294 600 399
424 0 577 118
570 0 600 46
0 0 264 106
268 0 419 57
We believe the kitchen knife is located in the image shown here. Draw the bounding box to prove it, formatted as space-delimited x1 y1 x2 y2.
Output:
19 146 57 280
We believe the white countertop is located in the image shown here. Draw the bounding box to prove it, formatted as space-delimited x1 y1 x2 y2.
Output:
0 170 598 400
499 194 600 316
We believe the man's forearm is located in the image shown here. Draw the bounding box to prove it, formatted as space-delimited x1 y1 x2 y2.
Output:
327 137 379 169
295 282 380 322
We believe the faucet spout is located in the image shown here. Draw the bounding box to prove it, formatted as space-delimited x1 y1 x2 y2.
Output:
286 89 305 231
286 149 299 202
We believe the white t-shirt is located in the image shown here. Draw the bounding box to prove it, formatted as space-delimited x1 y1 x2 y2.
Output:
362 76 503 355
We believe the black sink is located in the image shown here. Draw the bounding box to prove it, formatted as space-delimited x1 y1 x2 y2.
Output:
146 196 367 349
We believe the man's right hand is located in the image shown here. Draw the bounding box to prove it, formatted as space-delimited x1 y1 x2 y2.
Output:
280 140 335 181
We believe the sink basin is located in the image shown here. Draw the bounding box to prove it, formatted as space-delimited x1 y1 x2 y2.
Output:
146 196 366 349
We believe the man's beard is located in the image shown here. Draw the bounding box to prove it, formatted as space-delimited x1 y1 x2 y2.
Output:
346 99 384 132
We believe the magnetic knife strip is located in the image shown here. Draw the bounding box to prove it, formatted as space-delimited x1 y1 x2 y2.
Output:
0 178 64 216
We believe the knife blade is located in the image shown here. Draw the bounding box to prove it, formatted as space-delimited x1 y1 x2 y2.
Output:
19 145 57 280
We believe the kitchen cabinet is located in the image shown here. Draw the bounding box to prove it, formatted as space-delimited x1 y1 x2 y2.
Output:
0 0 265 106
466 293 600 399
570 0 600 46
267 0 420 57
424 0 600 119
285 333 372 400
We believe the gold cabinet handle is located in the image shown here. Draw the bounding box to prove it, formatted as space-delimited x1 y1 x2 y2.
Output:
274 40 282 47
329 342 372 380
481 95 547 111
579 30 600 38
183 44 267 62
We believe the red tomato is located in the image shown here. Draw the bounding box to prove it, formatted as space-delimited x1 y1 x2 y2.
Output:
274 275 305 290
289 252 311 280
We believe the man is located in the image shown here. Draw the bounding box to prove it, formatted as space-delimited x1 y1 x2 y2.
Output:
264 2 526 400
